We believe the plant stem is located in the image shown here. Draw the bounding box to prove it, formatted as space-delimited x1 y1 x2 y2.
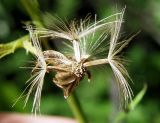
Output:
67 93 88 123
21 0 52 50
20 0 42 27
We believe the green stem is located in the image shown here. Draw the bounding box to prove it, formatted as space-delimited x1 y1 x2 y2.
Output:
20 0 42 27
13 35 36 54
20 0 51 50
67 93 88 123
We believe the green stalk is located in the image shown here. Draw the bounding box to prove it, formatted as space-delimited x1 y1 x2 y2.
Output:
20 0 52 50
67 93 88 123
20 0 42 27
0 35 35 59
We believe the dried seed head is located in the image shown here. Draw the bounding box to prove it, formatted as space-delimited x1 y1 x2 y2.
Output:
23 7 135 114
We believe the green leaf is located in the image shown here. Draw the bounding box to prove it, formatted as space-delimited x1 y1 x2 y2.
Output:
0 36 26 58
128 84 147 111
114 84 147 123
0 35 36 59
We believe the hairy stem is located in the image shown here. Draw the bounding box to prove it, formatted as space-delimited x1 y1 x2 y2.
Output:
67 93 87 123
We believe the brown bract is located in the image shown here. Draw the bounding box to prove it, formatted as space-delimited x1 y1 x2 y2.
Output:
43 50 91 98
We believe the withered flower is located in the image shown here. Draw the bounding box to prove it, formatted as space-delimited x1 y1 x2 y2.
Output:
25 8 134 114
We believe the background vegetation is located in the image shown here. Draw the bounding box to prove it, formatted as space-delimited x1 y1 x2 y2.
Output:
0 0 160 123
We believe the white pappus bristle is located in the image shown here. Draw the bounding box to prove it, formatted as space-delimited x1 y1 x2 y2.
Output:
107 8 133 108
25 25 47 115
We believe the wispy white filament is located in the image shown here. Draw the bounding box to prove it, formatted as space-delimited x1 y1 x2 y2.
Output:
107 8 133 107
79 13 122 38
25 25 47 114
28 13 121 60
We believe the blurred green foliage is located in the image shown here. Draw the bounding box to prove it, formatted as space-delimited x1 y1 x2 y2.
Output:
0 0 160 123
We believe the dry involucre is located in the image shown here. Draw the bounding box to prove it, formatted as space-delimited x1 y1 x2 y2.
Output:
24 8 134 114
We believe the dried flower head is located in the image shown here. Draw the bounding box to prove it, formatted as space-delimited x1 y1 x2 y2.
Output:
25 8 135 114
